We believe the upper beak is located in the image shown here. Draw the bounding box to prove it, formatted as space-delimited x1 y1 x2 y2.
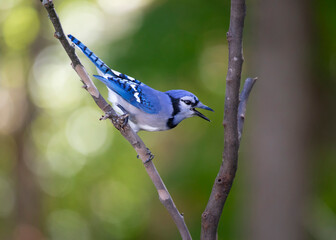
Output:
197 102 214 112
193 102 214 122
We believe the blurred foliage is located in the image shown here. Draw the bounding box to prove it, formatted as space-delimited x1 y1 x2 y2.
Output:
3 6 40 50
0 0 335 239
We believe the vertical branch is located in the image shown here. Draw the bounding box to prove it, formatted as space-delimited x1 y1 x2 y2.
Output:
201 0 247 239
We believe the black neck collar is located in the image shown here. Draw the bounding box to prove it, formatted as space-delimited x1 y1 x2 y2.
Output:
166 93 181 129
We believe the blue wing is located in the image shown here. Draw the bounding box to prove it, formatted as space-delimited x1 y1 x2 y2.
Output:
67 34 160 114
67 34 141 84
93 75 161 114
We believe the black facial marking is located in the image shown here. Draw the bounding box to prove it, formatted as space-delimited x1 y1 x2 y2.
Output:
167 117 178 129
194 98 199 106
182 99 192 105
166 93 180 117
166 93 181 129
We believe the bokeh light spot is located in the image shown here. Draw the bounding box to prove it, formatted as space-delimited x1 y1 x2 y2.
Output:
66 107 110 156
30 45 83 110
46 132 87 177
60 2 104 45
2 7 40 50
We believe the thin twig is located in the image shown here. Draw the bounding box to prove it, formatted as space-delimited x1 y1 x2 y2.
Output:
40 1 191 239
201 0 250 239
238 77 257 142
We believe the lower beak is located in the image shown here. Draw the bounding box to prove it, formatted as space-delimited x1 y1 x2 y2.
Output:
193 109 211 122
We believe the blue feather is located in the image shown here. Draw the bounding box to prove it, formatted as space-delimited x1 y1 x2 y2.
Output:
67 34 141 84
93 75 160 114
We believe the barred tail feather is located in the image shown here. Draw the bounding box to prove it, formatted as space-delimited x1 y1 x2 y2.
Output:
67 34 140 84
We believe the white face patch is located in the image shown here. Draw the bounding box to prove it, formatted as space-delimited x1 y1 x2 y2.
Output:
180 96 196 106
174 95 200 123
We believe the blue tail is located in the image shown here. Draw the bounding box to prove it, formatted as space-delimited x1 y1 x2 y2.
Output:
67 34 140 84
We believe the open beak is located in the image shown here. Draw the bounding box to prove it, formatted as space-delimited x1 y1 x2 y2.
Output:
193 102 214 122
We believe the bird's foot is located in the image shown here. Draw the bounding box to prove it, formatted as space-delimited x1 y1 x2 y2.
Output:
144 148 154 164
100 111 129 131
112 113 129 130
136 148 154 164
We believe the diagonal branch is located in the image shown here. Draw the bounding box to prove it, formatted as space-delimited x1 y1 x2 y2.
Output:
201 0 255 239
40 1 191 239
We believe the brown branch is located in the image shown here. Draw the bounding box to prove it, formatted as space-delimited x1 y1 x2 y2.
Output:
201 0 250 239
40 1 191 239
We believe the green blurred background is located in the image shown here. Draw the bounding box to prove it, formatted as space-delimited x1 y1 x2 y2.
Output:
0 0 335 239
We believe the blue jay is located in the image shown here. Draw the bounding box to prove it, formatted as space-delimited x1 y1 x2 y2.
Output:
68 34 213 133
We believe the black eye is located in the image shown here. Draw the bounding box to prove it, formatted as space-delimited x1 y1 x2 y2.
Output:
182 100 192 105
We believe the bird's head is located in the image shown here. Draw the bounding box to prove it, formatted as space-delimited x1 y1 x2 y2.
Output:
166 90 214 126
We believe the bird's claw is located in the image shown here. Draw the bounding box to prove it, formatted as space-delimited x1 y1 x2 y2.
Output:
100 111 129 131
144 148 154 164
136 148 154 163
99 110 114 121
118 114 129 128
111 113 129 130
144 154 154 164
